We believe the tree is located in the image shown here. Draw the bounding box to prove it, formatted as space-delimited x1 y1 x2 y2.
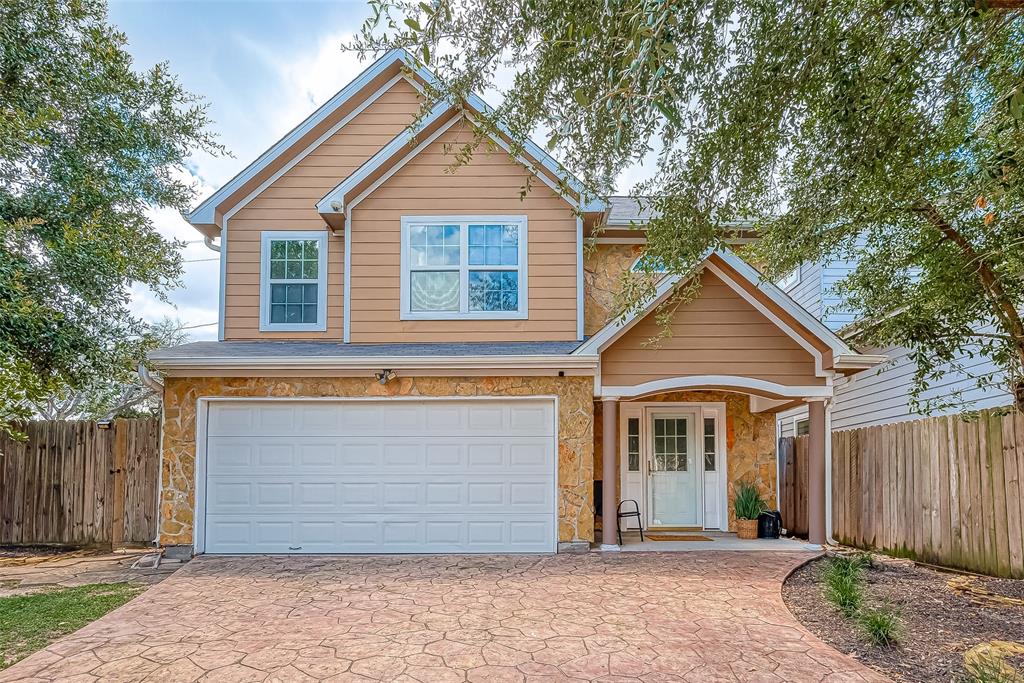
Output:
0 0 222 435
31 317 190 421
353 0 1024 412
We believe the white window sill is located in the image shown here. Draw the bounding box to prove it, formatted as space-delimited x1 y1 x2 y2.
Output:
258 323 328 333
399 310 528 321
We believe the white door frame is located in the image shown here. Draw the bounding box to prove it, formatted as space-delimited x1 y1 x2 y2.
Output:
191 395 560 555
618 401 728 531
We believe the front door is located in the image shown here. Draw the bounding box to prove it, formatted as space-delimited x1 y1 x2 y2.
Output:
647 411 702 527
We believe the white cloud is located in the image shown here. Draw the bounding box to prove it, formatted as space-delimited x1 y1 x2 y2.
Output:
233 30 368 143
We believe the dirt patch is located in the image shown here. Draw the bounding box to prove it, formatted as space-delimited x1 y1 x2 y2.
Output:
783 553 1024 682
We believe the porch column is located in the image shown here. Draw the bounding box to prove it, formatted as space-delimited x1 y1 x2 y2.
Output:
601 398 619 549
807 398 828 546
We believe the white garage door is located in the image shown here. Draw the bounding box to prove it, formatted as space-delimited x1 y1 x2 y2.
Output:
200 399 557 554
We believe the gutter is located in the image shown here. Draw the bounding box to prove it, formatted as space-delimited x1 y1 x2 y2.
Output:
148 354 600 373
832 353 888 370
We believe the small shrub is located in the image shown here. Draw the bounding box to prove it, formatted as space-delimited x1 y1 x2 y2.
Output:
824 571 863 616
822 556 865 616
857 607 902 647
733 483 766 520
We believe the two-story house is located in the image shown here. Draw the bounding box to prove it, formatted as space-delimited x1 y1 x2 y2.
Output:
776 257 1014 439
148 50 880 557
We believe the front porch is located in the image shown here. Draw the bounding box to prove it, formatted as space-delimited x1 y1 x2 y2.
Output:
614 530 817 552
593 387 831 550
576 250 878 551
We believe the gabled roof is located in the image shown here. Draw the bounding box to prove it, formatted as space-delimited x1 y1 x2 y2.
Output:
575 248 885 373
185 49 603 238
315 100 601 231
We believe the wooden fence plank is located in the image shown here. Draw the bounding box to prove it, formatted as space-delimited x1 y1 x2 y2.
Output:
1001 411 1023 578
974 411 991 577
988 410 1011 577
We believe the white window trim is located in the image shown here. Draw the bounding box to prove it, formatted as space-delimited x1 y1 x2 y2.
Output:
399 215 529 320
259 230 328 332
777 265 801 290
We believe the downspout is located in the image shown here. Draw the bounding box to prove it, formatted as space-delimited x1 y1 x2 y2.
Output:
203 236 221 252
137 363 164 393
137 362 165 548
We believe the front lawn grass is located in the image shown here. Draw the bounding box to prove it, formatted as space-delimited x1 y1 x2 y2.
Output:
0 582 145 669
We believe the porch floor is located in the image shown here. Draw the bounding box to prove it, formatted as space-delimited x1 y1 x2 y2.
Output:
604 531 820 553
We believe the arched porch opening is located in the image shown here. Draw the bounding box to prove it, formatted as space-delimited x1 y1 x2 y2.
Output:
595 376 829 550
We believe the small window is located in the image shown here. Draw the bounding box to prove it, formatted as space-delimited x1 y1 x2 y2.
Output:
703 417 717 471
627 417 640 472
401 216 527 319
777 266 801 290
631 253 668 273
795 418 810 436
260 231 327 332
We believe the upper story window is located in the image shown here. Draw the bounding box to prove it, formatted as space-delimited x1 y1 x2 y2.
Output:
777 266 801 290
399 216 528 320
259 231 328 332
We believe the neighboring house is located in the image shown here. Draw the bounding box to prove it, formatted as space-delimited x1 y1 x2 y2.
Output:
149 49 879 556
776 257 1013 438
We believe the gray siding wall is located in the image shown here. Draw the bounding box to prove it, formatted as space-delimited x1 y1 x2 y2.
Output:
777 344 1012 434
819 256 859 331
781 261 822 317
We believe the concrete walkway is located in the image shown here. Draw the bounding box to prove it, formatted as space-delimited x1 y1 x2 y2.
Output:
0 549 180 597
0 551 888 682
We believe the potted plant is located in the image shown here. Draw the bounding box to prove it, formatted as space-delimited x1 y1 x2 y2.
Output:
734 483 766 539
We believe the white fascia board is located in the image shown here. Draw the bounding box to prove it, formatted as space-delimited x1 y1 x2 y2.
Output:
403 63 605 212
150 354 598 372
316 100 453 215
713 248 857 357
187 48 410 228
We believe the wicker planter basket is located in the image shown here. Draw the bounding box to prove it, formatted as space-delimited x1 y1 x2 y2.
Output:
736 518 759 540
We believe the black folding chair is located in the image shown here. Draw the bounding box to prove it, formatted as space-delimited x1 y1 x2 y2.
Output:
594 480 645 545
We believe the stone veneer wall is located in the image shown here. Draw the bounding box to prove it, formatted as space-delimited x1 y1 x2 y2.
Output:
161 375 594 547
583 243 643 336
594 390 777 530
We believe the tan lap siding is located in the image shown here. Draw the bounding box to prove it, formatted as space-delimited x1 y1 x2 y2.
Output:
223 79 422 339
601 272 821 386
349 123 579 343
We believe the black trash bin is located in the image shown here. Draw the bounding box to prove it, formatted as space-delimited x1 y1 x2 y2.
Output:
758 510 782 539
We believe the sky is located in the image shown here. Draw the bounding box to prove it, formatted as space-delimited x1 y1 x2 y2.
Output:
110 1 653 341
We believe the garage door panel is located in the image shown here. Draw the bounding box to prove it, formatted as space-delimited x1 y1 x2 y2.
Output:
203 399 556 554
207 401 555 438
206 476 553 514
205 515 555 554
206 437 554 475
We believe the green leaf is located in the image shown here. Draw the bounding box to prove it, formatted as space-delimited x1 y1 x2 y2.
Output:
653 98 680 126
404 17 421 31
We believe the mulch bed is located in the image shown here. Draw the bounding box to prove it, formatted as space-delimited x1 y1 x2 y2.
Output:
783 552 1024 682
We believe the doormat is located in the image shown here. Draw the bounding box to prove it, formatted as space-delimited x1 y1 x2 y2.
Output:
646 534 713 542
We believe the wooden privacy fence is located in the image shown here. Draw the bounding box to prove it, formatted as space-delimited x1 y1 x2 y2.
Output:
778 436 809 538
779 408 1024 578
0 418 160 547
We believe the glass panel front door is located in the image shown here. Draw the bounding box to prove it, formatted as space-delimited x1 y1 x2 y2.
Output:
648 412 701 526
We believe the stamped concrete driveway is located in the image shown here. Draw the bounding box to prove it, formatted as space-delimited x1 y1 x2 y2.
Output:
0 551 887 683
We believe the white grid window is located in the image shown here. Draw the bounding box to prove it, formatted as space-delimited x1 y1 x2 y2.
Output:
259 231 328 332
400 216 528 320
